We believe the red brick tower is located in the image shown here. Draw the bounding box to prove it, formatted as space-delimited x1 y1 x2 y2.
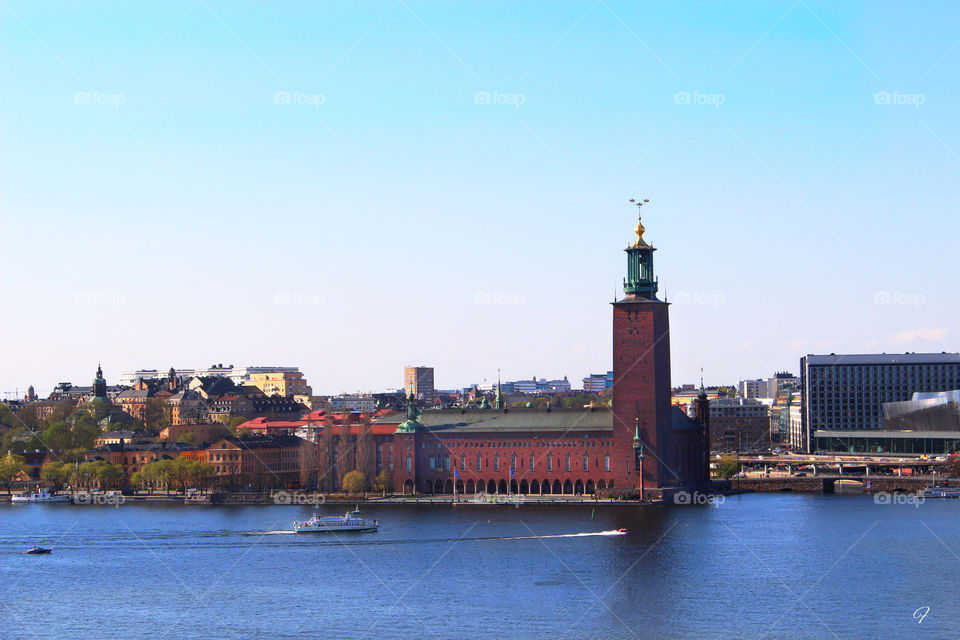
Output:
612 200 674 491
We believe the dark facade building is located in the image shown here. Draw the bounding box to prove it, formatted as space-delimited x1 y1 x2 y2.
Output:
206 435 305 490
799 353 960 452
694 397 770 453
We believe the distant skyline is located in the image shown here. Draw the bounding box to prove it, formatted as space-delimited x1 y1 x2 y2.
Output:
2 1 958 398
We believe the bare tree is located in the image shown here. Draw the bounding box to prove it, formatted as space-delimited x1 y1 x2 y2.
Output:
320 412 336 491
356 413 375 481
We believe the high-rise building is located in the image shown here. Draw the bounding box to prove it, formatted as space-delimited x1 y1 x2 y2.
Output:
799 352 960 452
404 366 435 404
738 379 767 398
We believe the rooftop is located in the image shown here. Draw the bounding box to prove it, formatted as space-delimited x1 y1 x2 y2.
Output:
804 353 960 366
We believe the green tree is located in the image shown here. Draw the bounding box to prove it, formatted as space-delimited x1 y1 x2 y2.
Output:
374 469 393 495
714 455 740 479
139 459 173 493
164 457 214 493
76 462 99 489
1 426 40 453
86 401 113 424
177 433 198 446
0 454 28 492
143 398 171 431
61 448 89 464
0 402 18 429
40 462 71 489
167 457 193 493
192 461 215 489
14 404 43 431
47 401 76 425
62 413 102 450
341 470 366 494
95 461 124 489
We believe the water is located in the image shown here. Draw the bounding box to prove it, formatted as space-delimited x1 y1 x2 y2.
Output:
1 494 957 639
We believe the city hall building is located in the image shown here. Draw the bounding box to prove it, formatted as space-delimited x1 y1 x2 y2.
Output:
373 209 710 497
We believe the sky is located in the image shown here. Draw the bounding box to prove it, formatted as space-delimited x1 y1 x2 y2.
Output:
2 1 959 398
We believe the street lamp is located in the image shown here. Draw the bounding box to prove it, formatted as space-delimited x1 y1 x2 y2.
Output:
633 418 645 501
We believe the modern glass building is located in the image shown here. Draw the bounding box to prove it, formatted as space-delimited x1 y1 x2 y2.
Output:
798 353 960 452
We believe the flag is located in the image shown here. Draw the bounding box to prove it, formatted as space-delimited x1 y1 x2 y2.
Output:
454 466 461 480
510 467 516 479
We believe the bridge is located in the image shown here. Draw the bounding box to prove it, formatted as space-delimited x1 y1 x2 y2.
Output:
732 454 952 478
731 475 932 494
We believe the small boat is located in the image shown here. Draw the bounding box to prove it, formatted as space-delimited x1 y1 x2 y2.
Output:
616 528 631 534
11 488 70 503
919 485 960 499
25 547 52 554
294 508 378 533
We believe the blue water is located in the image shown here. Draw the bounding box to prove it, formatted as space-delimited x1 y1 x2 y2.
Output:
1 495 957 639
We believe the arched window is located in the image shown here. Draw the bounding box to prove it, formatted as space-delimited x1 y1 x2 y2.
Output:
494 454 500 471
460 454 465 471
511 453 516 471
582 453 589 471
406 454 412 473
476 454 482 471
565 453 571 472
529 454 535 471
547 453 553 472
604 455 610 472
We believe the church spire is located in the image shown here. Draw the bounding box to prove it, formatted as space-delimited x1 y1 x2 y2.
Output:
93 363 107 398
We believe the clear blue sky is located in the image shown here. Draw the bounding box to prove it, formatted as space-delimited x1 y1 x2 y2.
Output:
2 1 958 397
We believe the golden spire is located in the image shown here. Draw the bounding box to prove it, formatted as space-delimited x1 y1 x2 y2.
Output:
629 198 650 247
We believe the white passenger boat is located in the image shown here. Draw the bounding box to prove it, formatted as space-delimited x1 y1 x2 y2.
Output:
10 487 70 503
918 485 960 499
294 508 378 533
